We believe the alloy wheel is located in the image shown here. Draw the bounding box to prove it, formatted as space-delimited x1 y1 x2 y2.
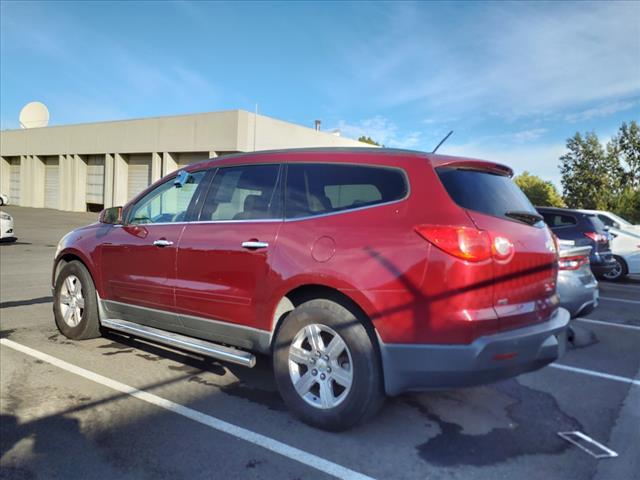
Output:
288 323 353 409
59 274 85 327
603 259 622 280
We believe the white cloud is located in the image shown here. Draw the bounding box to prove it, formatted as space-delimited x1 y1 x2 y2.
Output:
337 2 640 119
564 99 639 123
334 116 423 148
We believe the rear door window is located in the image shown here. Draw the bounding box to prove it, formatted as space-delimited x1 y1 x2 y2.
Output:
437 167 539 222
199 164 282 221
285 163 407 219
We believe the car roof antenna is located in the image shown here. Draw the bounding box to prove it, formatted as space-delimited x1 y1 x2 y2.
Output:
431 130 454 154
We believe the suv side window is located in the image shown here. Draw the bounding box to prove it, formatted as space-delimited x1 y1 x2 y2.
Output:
200 164 282 221
128 170 205 224
286 163 407 219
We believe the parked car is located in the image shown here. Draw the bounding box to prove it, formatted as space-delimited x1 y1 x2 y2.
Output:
556 245 598 318
577 209 640 281
52 148 569 430
0 193 9 206
578 209 639 233
0 210 16 242
537 207 616 279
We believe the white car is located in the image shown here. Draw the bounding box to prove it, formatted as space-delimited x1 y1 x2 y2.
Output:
0 210 16 242
579 209 640 281
0 193 8 206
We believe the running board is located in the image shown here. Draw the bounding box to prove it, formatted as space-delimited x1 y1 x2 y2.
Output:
101 319 256 367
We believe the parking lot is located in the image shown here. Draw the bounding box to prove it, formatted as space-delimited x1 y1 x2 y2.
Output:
1 206 638 480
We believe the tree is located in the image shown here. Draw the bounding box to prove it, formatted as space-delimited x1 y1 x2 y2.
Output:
608 120 640 189
559 122 639 221
559 132 623 210
609 121 640 223
613 186 640 223
358 136 381 146
514 171 565 207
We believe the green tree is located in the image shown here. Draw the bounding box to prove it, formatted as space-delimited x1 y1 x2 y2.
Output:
608 120 640 189
358 135 381 146
514 171 565 207
559 132 623 209
613 187 640 223
607 121 640 222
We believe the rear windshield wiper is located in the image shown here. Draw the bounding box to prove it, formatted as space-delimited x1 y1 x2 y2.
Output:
504 210 544 226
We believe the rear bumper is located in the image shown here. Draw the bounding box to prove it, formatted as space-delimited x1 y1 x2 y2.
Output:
591 263 616 276
590 252 616 276
557 272 599 318
379 307 570 396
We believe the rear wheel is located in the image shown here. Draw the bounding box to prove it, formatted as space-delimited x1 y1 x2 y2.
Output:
53 261 101 340
273 298 384 431
603 255 628 282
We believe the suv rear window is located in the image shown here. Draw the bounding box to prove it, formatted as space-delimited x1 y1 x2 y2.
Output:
286 163 407 219
586 214 607 233
437 167 538 221
541 213 577 228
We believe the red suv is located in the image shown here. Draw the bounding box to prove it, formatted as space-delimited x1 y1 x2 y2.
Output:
53 148 569 430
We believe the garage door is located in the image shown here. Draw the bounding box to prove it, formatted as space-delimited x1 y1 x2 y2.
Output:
177 152 209 167
127 155 151 200
86 155 105 206
9 158 20 205
44 157 60 208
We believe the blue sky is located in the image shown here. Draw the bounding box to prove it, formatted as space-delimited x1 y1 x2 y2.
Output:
1 1 639 185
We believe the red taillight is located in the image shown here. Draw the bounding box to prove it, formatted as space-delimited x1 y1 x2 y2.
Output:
491 235 515 261
584 231 607 243
415 225 514 262
558 255 590 270
415 226 491 261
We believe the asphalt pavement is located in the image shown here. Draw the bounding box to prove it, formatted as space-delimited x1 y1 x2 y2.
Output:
1 206 638 480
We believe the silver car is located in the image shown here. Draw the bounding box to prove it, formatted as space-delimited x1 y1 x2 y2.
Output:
557 245 599 318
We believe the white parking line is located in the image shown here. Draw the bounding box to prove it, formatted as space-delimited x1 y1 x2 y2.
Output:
550 363 640 386
575 318 640 331
0 338 375 480
598 296 640 305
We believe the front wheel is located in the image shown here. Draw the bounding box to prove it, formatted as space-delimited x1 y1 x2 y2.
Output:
602 256 628 282
273 299 384 431
53 261 101 340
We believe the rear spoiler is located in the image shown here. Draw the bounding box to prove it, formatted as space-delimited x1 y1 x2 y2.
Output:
427 156 514 177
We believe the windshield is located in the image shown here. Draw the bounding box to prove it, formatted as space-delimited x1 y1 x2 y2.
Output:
436 167 539 222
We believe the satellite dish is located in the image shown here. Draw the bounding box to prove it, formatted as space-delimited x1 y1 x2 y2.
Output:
19 101 50 128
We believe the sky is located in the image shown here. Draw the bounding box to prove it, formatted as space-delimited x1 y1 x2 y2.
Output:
1 0 639 186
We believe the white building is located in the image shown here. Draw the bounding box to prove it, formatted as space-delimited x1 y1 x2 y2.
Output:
0 110 366 211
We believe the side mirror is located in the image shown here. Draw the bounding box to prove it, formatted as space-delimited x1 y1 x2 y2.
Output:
99 206 123 224
612 222 620 229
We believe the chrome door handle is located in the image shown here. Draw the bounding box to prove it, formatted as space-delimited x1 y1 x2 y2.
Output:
153 239 174 247
241 241 269 249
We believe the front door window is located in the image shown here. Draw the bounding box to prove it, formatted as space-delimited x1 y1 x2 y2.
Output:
128 171 205 224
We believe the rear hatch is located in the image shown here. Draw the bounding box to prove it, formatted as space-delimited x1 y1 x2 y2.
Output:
437 165 558 332
584 215 614 261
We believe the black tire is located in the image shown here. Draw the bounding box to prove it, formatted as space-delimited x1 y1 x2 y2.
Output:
603 255 628 282
272 298 385 431
0 198 4 206
53 261 101 340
